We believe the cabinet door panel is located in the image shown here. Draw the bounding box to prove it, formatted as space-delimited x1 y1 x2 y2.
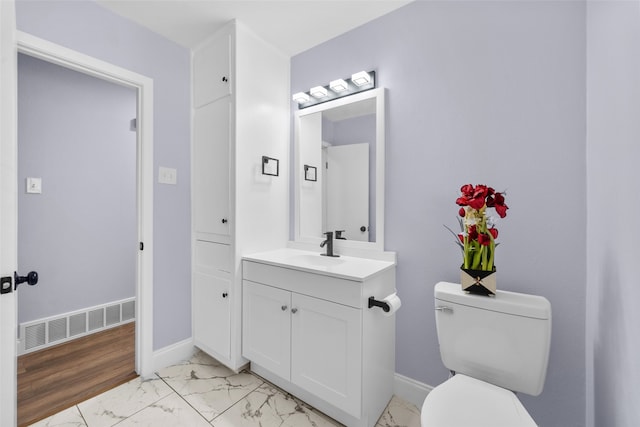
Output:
193 33 231 108
291 294 362 417
194 272 231 359
193 97 231 237
242 281 291 380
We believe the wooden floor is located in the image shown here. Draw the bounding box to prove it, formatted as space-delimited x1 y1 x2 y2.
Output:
17 322 137 427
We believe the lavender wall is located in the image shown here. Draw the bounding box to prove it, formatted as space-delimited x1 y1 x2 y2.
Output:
586 2 640 426
17 53 136 323
293 2 586 426
16 0 191 350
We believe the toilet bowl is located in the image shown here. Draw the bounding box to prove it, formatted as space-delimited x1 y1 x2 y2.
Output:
421 282 551 427
421 374 536 427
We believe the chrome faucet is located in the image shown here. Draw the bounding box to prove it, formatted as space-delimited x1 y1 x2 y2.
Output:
320 231 339 257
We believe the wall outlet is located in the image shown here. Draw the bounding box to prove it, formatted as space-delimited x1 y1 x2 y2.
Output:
158 167 177 185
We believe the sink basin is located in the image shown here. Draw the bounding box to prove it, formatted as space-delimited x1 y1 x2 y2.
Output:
289 254 345 267
243 248 395 281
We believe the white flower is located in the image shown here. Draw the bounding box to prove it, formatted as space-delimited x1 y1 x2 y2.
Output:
464 217 477 226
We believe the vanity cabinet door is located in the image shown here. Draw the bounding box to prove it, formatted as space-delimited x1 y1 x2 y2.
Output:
242 281 291 380
193 271 231 360
290 293 362 417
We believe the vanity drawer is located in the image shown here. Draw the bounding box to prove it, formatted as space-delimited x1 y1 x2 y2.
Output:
242 260 362 308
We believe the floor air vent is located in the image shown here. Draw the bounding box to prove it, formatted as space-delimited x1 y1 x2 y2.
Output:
19 297 135 355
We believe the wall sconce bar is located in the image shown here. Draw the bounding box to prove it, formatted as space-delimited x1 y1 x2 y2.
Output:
293 70 376 109
262 156 279 176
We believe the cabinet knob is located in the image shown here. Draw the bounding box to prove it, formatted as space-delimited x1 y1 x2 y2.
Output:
222 292 228 298
281 305 287 311
222 76 228 82
291 308 298 314
221 218 228 224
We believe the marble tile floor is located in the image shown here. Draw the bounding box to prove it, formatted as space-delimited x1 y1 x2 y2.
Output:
30 351 421 427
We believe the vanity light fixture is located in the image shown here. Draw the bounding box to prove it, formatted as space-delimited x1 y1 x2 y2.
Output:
310 86 328 98
292 92 310 104
292 70 376 109
329 79 349 92
351 71 372 86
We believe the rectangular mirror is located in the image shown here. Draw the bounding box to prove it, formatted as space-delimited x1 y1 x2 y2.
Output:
294 88 385 251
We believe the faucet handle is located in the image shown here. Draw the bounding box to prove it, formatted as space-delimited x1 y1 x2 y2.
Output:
335 230 346 240
323 231 334 238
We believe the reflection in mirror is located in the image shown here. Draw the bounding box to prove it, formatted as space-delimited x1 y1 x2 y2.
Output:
295 88 385 250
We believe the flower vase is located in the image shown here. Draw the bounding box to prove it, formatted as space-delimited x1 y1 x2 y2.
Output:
460 266 496 296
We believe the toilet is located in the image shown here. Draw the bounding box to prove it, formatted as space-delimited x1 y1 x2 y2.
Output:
421 282 552 427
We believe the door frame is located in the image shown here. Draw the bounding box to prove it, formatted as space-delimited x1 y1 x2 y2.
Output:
0 0 19 425
0 29 154 426
16 31 154 379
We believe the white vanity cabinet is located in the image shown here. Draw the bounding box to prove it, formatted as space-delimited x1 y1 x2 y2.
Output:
191 20 289 371
243 280 362 416
242 250 397 427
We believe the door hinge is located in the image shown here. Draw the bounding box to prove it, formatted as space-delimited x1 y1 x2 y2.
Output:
1 276 13 294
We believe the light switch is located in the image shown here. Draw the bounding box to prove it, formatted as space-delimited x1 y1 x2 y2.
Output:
26 177 42 194
158 167 177 185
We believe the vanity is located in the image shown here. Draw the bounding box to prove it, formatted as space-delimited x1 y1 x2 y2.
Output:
242 248 396 427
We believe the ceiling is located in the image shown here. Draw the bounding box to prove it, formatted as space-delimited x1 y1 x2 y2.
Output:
96 0 412 56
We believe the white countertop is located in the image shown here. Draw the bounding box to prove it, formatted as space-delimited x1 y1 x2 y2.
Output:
242 248 396 281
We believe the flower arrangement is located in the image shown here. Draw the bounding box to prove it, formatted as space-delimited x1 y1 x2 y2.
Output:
447 184 508 272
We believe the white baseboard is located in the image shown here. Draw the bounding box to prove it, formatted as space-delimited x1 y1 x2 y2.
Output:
394 373 433 409
151 338 195 373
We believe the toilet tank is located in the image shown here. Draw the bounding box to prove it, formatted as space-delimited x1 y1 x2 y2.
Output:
434 281 551 396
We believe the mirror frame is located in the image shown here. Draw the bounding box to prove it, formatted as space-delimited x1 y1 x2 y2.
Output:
294 87 386 252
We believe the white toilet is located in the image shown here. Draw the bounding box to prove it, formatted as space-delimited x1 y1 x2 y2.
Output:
421 281 552 427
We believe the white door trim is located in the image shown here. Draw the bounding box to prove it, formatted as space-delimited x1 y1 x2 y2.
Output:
16 31 155 378
0 0 19 425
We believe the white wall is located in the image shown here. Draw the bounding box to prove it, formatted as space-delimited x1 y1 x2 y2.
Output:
586 2 640 426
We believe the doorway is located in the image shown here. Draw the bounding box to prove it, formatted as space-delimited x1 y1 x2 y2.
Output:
1 31 155 427
16 53 137 426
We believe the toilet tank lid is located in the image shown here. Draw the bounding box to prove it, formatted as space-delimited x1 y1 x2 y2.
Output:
435 282 551 320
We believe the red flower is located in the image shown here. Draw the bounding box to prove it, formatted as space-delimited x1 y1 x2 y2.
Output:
458 207 466 217
468 225 478 240
478 233 492 246
489 228 499 239
493 192 508 218
460 184 474 196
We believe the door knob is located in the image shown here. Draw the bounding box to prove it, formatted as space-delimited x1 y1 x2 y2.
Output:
14 271 38 289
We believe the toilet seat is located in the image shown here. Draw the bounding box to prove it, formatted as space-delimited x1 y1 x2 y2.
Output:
421 374 537 427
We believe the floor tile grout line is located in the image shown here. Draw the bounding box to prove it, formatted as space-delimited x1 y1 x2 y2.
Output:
75 403 89 427
85 373 174 427
156 366 267 424
207 373 267 423
155 370 224 425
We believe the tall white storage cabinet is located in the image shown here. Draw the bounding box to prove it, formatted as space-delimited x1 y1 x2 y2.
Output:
192 21 290 371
